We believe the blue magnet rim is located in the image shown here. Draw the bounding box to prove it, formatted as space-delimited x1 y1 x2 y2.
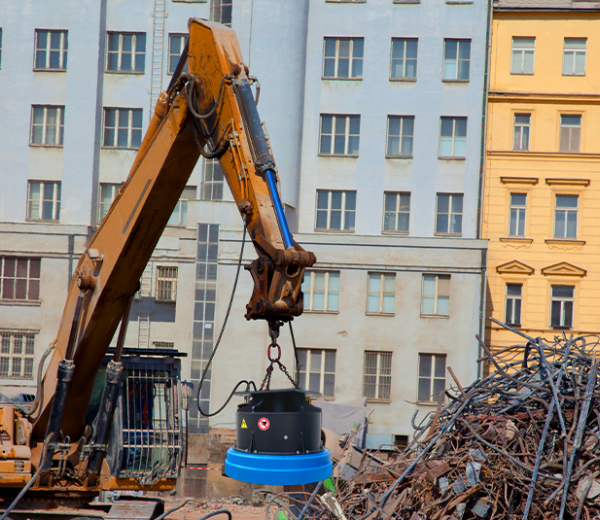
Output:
224 447 332 485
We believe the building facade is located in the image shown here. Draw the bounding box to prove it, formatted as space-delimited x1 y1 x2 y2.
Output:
483 0 600 353
0 0 488 493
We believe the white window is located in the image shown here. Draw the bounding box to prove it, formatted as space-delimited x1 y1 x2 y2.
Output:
316 190 356 231
210 0 232 26
34 30 68 70
367 273 395 314
439 117 467 157
30 106 65 146
554 195 578 238
551 285 574 329
421 274 450 316
563 38 586 76
383 192 410 233
511 37 535 74
0 332 35 379
435 193 463 235
297 349 336 397
27 181 61 221
418 354 446 402
301 271 339 312
513 114 530 151
168 186 196 227
319 115 360 156
106 32 146 73
323 37 364 79
98 183 122 221
201 159 225 201
168 34 188 74
156 266 178 302
103 108 143 149
390 38 417 80
363 351 392 402
0 257 41 301
559 115 581 153
505 283 522 326
509 193 526 236
387 116 414 157
443 39 470 81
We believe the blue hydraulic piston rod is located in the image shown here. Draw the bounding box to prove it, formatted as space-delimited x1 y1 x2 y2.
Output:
265 169 293 249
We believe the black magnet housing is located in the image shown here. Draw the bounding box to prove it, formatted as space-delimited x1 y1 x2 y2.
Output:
234 389 323 455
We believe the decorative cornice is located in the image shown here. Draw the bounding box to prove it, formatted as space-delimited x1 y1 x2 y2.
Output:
489 150 600 160
499 237 534 244
496 260 535 275
500 176 539 185
541 261 586 277
545 239 586 249
545 178 590 187
489 91 600 105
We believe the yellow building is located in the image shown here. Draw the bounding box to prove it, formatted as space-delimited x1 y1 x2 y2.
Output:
483 0 600 354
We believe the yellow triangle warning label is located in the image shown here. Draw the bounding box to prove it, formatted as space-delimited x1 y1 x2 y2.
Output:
241 419 248 429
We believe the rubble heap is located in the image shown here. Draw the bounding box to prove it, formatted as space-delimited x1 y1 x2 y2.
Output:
337 328 600 520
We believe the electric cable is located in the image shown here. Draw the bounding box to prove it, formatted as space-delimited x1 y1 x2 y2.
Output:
289 321 300 383
197 219 256 417
153 499 232 520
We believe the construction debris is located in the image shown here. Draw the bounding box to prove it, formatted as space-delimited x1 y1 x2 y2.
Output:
287 323 600 520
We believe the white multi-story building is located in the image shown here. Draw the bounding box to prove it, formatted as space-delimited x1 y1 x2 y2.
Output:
0 0 488 493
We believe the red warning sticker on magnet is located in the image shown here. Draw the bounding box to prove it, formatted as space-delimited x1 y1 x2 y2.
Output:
258 417 270 431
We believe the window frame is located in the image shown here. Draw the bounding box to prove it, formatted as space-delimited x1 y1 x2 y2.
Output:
421 274 451 317
27 181 61 221
30 105 65 147
98 183 123 221
505 283 523 326
168 33 188 75
513 113 531 151
301 270 340 313
509 193 527 237
383 192 410 234
315 190 356 232
386 116 414 158
550 285 574 329
322 37 364 80
0 331 36 380
435 193 463 235
439 117 467 158
363 351 392 402
417 353 446 403
210 0 233 27
167 186 196 227
366 272 396 315
0 257 41 301
106 31 146 74
319 114 361 157
562 38 586 77
155 266 178 302
559 114 581 153
297 348 336 398
510 37 535 75
201 158 225 201
442 39 471 81
33 29 68 71
554 194 578 239
390 38 418 80
102 107 143 149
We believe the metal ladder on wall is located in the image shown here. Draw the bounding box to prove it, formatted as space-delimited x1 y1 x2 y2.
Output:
149 0 165 115
137 266 152 349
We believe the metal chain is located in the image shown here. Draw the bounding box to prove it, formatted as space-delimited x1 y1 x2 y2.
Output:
259 339 299 391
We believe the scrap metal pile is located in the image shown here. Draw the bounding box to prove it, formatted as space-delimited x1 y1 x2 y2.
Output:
331 325 600 520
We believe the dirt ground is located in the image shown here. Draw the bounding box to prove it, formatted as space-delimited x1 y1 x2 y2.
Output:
161 498 267 520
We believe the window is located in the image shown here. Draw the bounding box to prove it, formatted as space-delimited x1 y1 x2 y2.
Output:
168 186 196 227
511 37 535 74
439 117 467 157
363 351 392 402
0 332 35 379
435 193 463 235
367 273 395 314
30 106 65 146
319 115 360 156
316 190 356 231
0 258 41 300
106 32 146 73
554 195 578 238
98 183 122 221
551 286 574 329
156 266 178 302
505 283 522 326
509 193 526 236
297 349 336 398
559 115 581 153
27 181 61 221
201 159 224 201
34 30 68 70
443 39 470 81
103 108 143 149
417 354 446 402
513 114 530 151
210 0 232 26
152 341 174 349
421 274 450 316
168 34 188 74
323 38 363 79
301 271 339 312
387 116 414 157
563 38 586 76
383 192 410 233
391 39 417 80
